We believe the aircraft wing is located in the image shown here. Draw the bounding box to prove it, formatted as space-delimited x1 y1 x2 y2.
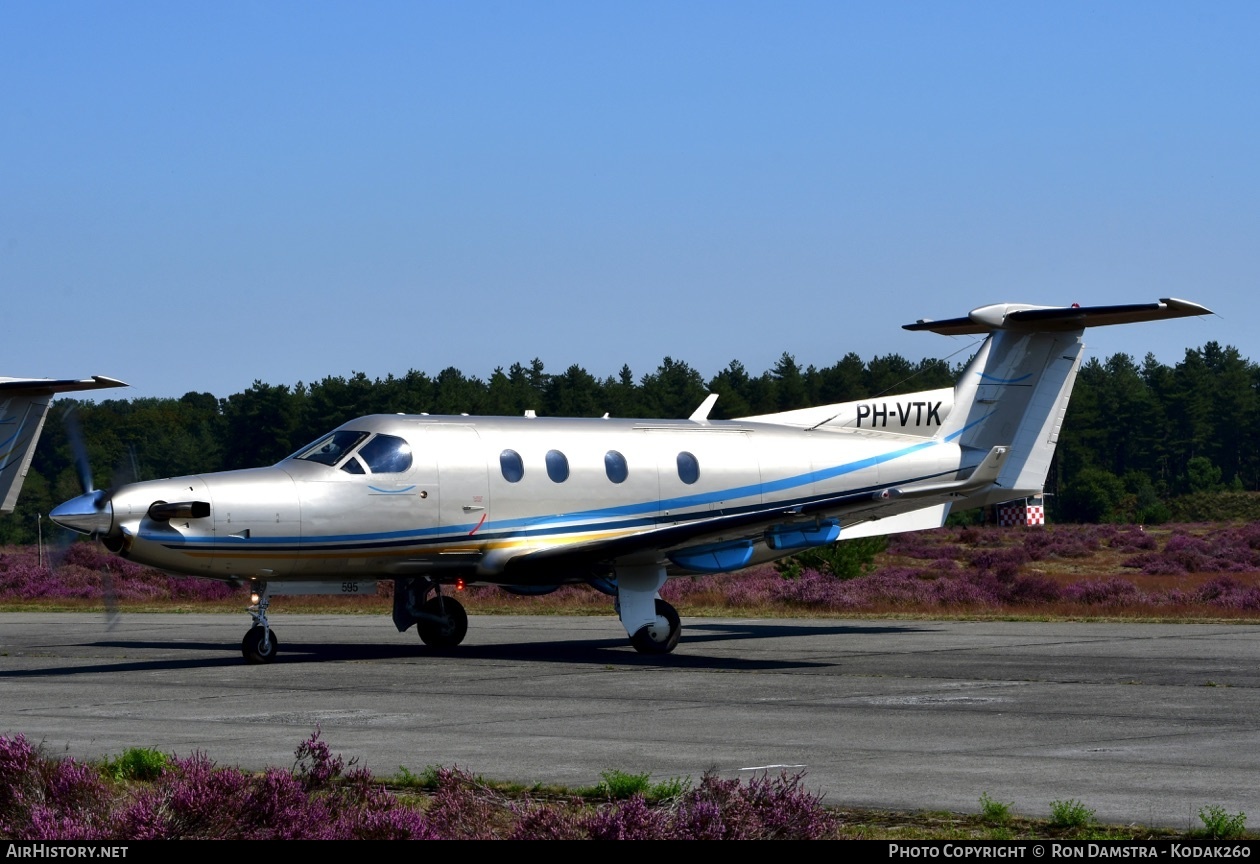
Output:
0 376 128 394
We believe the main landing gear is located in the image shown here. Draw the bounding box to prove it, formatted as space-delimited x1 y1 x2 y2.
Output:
615 564 682 655
629 598 681 654
417 594 468 648
393 578 468 650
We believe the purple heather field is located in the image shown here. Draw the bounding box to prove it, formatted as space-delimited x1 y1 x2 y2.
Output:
4 522 1260 616
0 729 839 840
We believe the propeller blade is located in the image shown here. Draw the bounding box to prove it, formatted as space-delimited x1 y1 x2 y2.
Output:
63 406 95 494
54 409 120 631
102 563 118 631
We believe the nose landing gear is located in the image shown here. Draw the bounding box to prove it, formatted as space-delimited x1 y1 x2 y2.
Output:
242 583 278 664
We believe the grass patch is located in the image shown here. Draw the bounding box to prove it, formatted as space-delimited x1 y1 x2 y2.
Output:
1049 798 1096 828
101 746 169 782
1197 805 1247 839
581 768 689 803
392 764 441 790
979 791 1013 825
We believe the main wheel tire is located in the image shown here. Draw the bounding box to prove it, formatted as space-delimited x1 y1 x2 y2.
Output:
242 625 279 664
629 599 681 655
417 596 468 648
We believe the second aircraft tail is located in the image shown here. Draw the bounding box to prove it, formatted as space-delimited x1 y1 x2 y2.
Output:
0 376 127 514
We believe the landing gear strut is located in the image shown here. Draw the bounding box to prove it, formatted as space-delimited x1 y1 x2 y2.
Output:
629 598 681 655
394 578 468 649
616 564 682 655
242 583 279 664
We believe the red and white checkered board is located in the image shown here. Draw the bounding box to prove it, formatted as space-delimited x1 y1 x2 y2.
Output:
999 505 1044 526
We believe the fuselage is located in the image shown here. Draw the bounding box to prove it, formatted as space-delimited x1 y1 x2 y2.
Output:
41 298 1210 661
100 412 966 585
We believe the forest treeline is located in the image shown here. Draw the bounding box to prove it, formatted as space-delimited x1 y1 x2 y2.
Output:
3 342 1256 544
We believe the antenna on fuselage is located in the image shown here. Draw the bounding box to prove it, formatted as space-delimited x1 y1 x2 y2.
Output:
689 393 718 422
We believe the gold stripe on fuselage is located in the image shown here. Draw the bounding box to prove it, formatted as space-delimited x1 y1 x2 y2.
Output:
171 525 646 562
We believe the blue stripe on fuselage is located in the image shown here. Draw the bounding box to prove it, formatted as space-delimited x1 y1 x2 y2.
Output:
146 435 948 550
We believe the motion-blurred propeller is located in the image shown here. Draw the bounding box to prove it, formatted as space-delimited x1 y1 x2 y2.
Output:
49 406 118 629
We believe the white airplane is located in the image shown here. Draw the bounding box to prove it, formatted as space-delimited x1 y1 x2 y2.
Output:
1 375 128 515
50 299 1209 663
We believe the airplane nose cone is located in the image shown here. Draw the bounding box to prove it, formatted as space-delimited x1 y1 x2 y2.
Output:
50 490 114 536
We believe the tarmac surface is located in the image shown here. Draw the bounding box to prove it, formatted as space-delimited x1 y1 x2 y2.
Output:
1 611 1257 828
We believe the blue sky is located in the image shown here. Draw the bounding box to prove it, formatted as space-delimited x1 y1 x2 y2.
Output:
2 2 1253 403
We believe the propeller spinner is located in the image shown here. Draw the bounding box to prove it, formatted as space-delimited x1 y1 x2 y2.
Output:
49 488 114 536
49 407 114 537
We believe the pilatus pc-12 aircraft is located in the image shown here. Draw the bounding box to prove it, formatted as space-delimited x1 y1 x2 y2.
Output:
50 299 1209 663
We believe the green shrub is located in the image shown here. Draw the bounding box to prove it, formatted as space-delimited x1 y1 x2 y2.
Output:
1197 805 1246 839
393 764 441 789
596 768 651 799
979 792 1012 825
647 776 689 801
590 769 688 802
1058 467 1126 523
776 536 887 580
103 746 168 781
1168 491 1260 522
1049 798 1095 828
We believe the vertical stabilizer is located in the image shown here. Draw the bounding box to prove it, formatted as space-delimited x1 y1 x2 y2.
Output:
0 376 127 514
938 329 1084 498
0 393 55 514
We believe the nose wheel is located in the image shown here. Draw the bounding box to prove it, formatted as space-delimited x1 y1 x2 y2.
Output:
242 625 279 664
242 582 278 664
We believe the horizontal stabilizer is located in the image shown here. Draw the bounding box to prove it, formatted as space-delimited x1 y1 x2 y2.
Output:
0 375 128 394
885 445 1008 498
904 298 1211 335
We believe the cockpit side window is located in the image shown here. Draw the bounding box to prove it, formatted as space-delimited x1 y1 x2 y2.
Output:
341 457 365 474
357 433 413 473
293 430 369 466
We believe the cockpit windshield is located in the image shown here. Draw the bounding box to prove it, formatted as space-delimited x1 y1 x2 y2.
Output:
291 430 369 466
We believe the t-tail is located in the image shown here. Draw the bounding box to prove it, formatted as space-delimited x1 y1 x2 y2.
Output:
0 376 128 514
908 298 1212 509
741 297 1210 529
